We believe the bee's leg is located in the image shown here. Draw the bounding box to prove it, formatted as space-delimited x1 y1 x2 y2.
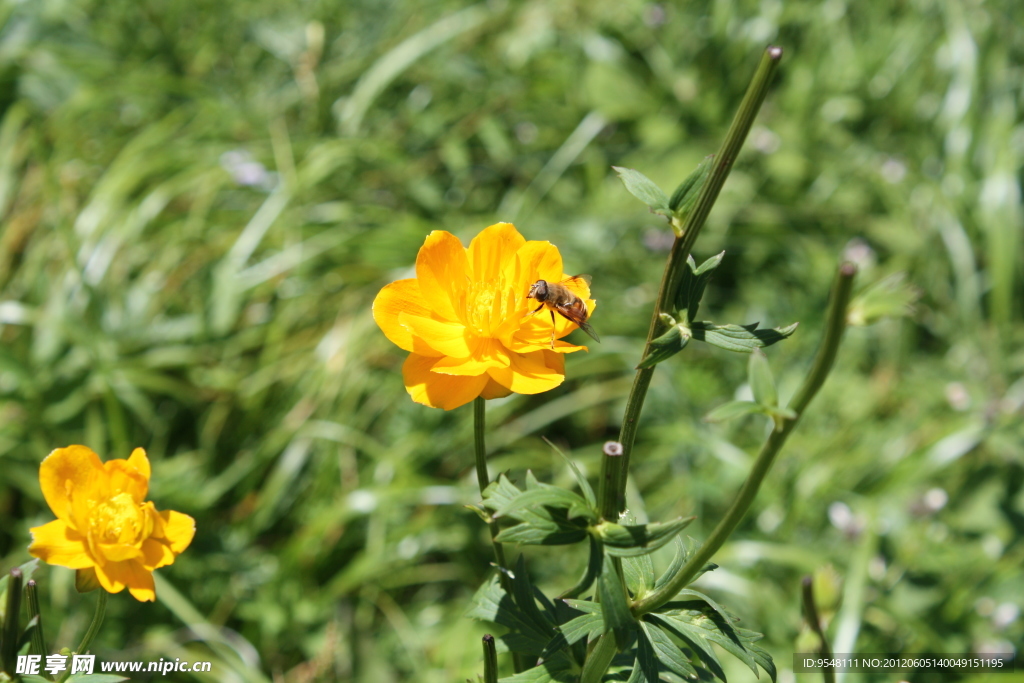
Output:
528 303 545 318
549 310 556 349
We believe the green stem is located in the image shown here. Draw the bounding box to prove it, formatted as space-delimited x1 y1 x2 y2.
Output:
472 397 522 673
1 567 23 675
597 45 784 521
633 263 855 616
26 580 47 659
57 590 107 683
482 634 499 683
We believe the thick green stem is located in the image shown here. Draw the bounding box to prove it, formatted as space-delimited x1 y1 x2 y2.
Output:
26 580 46 658
473 397 522 672
1 568 22 675
597 45 784 521
632 263 856 616
482 634 498 683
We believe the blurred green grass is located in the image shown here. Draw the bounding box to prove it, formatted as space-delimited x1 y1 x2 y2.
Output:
0 0 1021 681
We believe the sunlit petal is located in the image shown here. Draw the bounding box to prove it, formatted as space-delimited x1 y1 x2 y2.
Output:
28 520 94 569
468 223 526 280
398 313 474 357
39 446 106 529
372 279 444 356
416 230 470 323
403 353 489 410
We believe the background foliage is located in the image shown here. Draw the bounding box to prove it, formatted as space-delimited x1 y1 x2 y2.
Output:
0 0 1021 681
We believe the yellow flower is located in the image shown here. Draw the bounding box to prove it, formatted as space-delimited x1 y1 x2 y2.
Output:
28 445 195 602
373 222 595 410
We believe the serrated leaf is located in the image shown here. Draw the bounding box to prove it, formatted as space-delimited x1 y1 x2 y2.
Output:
598 554 634 650
639 620 700 679
655 600 774 681
613 166 671 215
494 485 594 522
748 349 777 408
669 155 714 214
648 613 727 682
637 324 690 369
597 517 696 557
495 519 589 546
676 252 726 322
467 575 552 656
485 474 591 547
691 321 798 353
704 400 762 423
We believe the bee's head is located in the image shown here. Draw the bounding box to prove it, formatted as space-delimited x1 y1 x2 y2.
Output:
528 280 548 301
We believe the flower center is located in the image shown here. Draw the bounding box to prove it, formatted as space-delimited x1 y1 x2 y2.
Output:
92 493 146 546
462 276 522 337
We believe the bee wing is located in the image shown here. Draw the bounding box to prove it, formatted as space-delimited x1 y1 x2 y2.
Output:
560 274 593 299
555 300 600 343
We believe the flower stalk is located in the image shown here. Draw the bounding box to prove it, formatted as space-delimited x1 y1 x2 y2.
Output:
56 591 107 683
632 263 856 616
598 45 784 520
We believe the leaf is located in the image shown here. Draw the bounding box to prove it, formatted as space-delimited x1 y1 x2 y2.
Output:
636 324 690 369
485 474 591 546
493 485 594 523
669 155 714 214
613 166 671 216
676 252 726 322
691 321 798 353
624 624 660 683
639 620 700 679
647 613 727 682
467 575 553 656
598 554 634 651
748 349 777 408
654 600 775 682
704 400 762 423
596 517 696 557
560 536 603 600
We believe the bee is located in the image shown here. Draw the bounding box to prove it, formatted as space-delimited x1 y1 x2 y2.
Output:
526 275 600 349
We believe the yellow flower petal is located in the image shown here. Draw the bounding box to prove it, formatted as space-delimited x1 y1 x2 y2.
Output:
97 542 144 563
28 520 94 569
507 240 565 296
127 447 151 480
430 339 511 375
141 538 175 570
479 377 513 400
372 279 444 356
468 223 525 280
95 560 155 602
39 446 106 529
488 349 566 395
415 230 470 323
105 458 149 504
398 312 474 357
158 509 196 555
403 353 489 410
